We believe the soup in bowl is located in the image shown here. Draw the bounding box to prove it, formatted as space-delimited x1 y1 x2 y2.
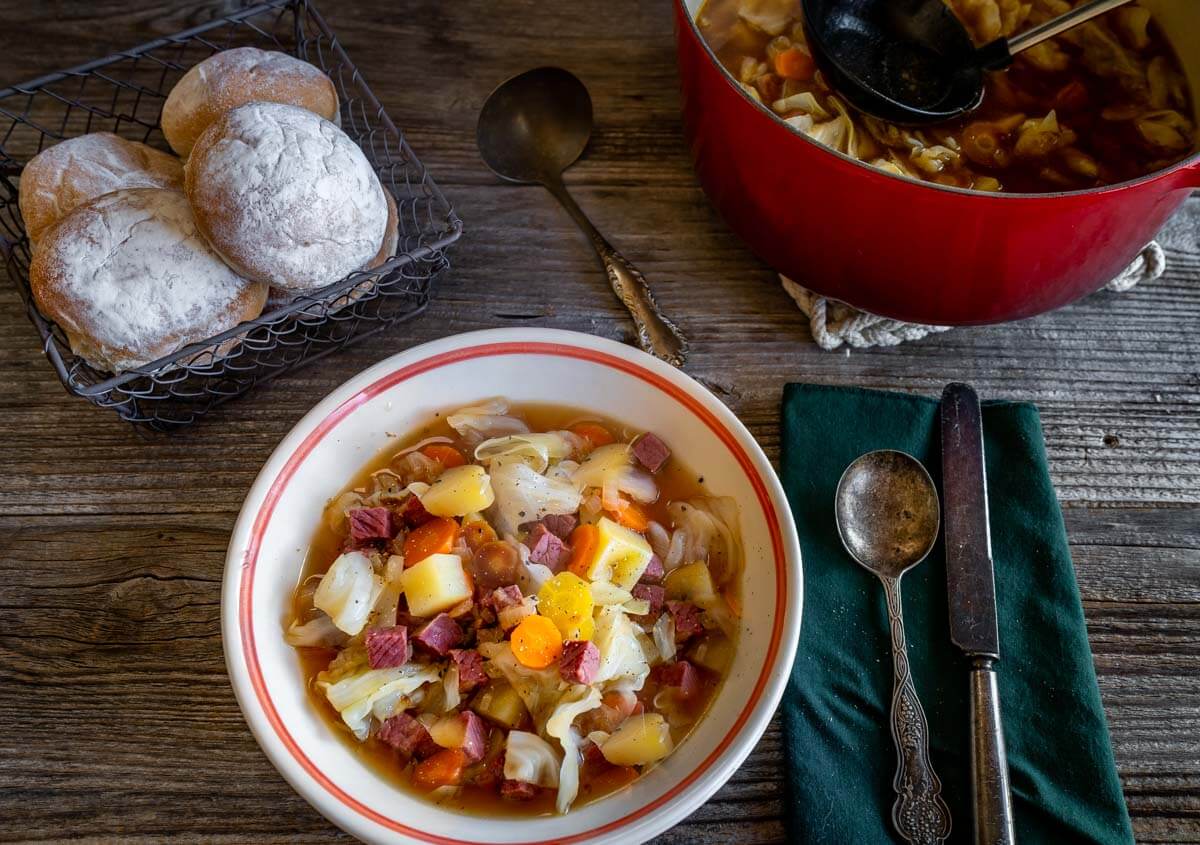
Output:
223 329 803 844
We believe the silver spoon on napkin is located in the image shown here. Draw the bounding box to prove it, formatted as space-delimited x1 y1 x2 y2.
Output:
477 67 688 367
836 450 952 845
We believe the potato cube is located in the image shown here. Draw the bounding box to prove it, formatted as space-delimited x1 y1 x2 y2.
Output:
585 517 654 590
420 465 495 517
472 681 527 729
600 713 674 766
400 553 473 617
663 561 717 605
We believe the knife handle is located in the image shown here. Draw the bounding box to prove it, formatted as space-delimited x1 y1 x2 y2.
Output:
970 656 1016 844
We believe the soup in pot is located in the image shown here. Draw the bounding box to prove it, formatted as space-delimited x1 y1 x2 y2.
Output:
696 0 1196 192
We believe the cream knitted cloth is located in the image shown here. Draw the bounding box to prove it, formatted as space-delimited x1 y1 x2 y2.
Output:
781 241 1166 351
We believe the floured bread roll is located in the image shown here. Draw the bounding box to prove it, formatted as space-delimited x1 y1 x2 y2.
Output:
162 46 338 157
19 132 183 244
185 102 388 292
262 186 399 312
30 187 267 373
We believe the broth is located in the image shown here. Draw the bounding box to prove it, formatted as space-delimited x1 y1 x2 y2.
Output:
289 403 738 817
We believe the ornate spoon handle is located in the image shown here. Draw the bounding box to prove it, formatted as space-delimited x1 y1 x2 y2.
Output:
543 176 688 367
883 575 952 845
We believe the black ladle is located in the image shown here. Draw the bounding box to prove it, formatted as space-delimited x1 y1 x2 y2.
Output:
800 0 1134 124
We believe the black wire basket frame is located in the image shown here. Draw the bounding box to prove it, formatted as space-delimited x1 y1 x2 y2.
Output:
0 0 462 430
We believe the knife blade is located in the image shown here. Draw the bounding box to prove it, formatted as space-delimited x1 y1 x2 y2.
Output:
940 382 999 659
940 382 1015 845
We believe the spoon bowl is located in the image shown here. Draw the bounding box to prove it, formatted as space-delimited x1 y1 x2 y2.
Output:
477 66 593 183
835 449 941 579
476 67 689 366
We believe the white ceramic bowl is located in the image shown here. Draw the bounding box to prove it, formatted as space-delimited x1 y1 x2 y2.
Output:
223 328 803 845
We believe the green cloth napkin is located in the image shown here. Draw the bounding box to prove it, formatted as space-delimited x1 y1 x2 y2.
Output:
780 384 1132 845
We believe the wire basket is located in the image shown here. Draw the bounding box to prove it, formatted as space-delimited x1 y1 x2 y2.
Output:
0 0 462 431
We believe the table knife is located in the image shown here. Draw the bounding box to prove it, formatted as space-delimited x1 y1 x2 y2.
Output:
940 383 1017 844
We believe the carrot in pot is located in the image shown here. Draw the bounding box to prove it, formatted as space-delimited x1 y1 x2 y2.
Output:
412 748 469 788
571 422 615 449
510 615 564 669
567 523 599 578
403 517 459 566
421 443 466 468
774 48 815 81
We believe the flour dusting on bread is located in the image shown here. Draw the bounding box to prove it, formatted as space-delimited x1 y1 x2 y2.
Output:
30 187 267 372
19 133 183 243
185 102 387 291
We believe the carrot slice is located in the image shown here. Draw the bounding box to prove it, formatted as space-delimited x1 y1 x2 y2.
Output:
511 615 564 669
571 422 615 449
421 443 466 468
567 523 599 578
412 748 469 789
588 764 640 794
403 517 459 566
607 499 650 532
774 48 815 81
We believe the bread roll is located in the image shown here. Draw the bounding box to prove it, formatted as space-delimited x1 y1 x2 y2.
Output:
162 47 338 157
262 187 399 312
30 187 267 373
19 132 183 244
185 102 388 292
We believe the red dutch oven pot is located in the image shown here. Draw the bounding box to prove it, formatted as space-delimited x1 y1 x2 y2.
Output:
674 0 1200 324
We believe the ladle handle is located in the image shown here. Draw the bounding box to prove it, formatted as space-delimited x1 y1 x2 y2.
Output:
1001 0 1133 60
544 177 688 367
883 576 952 845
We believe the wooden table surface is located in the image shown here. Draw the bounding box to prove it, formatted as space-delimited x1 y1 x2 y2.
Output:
1 1 1198 842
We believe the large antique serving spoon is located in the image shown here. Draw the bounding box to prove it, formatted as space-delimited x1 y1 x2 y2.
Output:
835 450 951 845
800 0 1134 123
477 67 688 367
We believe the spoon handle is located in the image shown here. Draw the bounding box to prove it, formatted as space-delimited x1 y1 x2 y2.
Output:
882 575 952 845
544 178 688 367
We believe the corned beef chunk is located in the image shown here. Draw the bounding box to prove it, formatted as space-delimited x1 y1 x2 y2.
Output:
667 600 704 643
632 433 670 473
526 522 570 570
365 626 410 668
539 513 577 540
656 660 701 699
348 507 394 544
398 495 434 528
459 711 488 761
483 584 523 612
559 639 600 684
631 583 665 617
449 648 488 692
640 554 664 583
413 613 462 655
378 712 439 759
500 779 539 800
